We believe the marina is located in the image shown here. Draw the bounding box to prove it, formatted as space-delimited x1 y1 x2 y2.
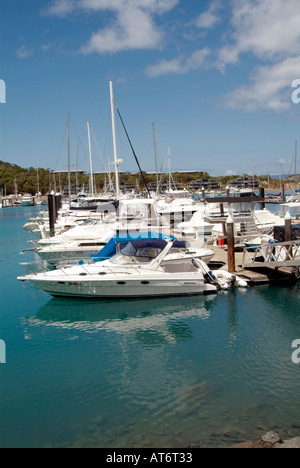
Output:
1 176 300 447
3 84 300 445
16 185 300 293
3 0 300 452
15 83 299 298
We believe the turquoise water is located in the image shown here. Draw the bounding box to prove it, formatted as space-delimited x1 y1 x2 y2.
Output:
1 206 300 448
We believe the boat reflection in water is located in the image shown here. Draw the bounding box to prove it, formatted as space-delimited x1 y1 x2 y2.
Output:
22 294 218 346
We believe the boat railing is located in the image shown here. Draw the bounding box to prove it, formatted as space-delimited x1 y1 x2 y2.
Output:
19 259 161 278
19 261 56 276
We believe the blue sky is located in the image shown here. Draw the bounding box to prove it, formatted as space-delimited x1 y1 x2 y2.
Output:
1 0 300 177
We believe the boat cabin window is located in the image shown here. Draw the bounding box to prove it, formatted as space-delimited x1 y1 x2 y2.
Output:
111 241 164 265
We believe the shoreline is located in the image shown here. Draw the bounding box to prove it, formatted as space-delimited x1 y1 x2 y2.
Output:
230 431 300 449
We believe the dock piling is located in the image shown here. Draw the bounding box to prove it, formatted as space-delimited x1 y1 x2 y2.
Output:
285 212 292 242
48 191 56 237
226 215 236 273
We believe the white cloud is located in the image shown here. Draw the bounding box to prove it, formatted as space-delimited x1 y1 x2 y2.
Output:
196 0 221 29
215 0 300 113
146 48 211 77
223 56 300 112
42 0 76 17
43 0 179 53
217 0 300 69
146 57 184 77
80 0 178 14
16 45 34 59
226 170 237 176
80 5 162 54
41 0 300 114
41 43 53 52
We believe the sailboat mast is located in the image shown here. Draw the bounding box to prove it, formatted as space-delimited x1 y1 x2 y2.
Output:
109 81 120 200
87 121 94 196
295 140 298 193
37 169 40 198
67 114 71 201
168 146 171 191
76 137 79 194
152 123 159 195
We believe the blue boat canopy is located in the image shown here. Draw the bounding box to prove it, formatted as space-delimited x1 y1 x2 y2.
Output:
130 238 168 251
89 232 176 263
172 240 190 249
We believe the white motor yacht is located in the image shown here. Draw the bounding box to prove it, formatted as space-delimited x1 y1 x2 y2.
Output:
22 194 35 207
18 238 217 299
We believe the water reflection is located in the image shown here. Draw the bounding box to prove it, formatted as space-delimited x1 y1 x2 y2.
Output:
21 294 218 347
16 284 300 448
227 290 239 345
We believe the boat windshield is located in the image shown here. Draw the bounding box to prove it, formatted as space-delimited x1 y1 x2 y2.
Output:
110 241 164 265
78 219 97 226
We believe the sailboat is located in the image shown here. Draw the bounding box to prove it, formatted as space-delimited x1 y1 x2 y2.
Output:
156 146 198 226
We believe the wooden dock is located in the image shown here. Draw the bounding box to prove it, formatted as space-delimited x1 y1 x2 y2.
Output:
209 245 298 285
204 207 300 286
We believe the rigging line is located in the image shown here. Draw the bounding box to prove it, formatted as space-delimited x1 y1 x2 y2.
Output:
158 150 170 193
279 162 289 184
76 137 88 166
90 126 110 175
154 128 173 192
149 126 166 192
287 151 296 180
69 116 89 164
53 121 67 172
116 107 152 199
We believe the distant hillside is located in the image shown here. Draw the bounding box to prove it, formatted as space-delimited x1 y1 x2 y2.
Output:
0 160 281 195
0 161 90 196
0 161 53 195
0 161 213 195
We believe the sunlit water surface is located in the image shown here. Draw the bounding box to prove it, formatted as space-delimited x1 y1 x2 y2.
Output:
1 206 300 448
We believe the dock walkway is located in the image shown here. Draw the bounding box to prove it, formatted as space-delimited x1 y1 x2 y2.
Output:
210 245 298 285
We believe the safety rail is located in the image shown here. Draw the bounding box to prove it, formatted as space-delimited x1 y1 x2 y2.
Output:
242 239 300 268
19 260 163 279
19 258 206 280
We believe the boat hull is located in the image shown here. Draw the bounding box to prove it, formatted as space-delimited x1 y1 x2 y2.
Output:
22 201 35 207
25 274 217 299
